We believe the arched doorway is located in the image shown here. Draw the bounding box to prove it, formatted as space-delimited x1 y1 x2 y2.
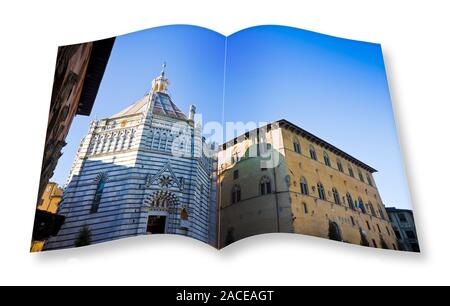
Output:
328 221 343 241
146 215 167 234
145 191 179 234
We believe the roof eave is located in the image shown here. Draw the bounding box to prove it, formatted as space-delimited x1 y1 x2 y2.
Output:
77 37 116 116
277 119 377 173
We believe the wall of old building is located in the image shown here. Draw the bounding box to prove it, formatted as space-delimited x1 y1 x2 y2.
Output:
281 127 397 249
31 182 64 252
218 125 293 247
218 124 398 250
37 182 63 214
387 208 420 252
38 43 94 205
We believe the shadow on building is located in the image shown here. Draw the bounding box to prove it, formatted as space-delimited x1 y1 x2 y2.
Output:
386 207 420 252
44 153 216 250
33 37 115 246
218 131 398 251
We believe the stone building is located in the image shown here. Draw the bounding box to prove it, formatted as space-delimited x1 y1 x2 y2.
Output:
44 66 217 250
38 38 115 205
218 120 398 250
33 38 115 243
31 182 64 252
386 207 420 252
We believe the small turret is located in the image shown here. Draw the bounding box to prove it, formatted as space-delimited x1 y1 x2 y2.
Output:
151 62 169 93
189 104 196 120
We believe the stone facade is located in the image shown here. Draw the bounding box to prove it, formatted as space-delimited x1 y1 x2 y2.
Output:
218 120 398 250
386 207 420 252
37 38 115 207
31 182 64 252
45 67 217 250
38 43 93 206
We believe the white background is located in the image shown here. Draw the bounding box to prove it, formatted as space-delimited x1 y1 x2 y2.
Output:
0 0 449 285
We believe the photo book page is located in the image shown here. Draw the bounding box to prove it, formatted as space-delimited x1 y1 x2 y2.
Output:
31 25 419 253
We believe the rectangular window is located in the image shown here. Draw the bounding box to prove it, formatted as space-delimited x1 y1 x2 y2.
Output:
266 182 272 194
366 221 371 231
303 203 308 214
398 213 407 223
376 224 381 233
293 142 301 154
411 243 420 252
233 170 239 180
406 230 416 239
394 230 402 240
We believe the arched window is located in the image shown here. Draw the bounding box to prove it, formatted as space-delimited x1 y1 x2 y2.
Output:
293 138 301 154
332 187 341 205
91 176 106 213
151 131 160 150
358 169 364 182
231 148 239 163
359 228 370 246
231 184 241 204
300 176 309 195
366 173 373 186
337 159 344 172
260 176 272 195
348 164 354 178
346 193 355 210
160 132 167 151
323 151 331 167
309 145 317 160
358 197 366 214
368 201 376 216
317 182 326 200
378 204 386 220
372 239 378 248
376 224 382 233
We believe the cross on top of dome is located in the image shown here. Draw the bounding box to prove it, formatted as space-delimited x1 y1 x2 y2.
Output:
151 62 169 93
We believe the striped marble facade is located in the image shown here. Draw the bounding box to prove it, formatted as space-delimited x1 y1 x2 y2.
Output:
45 70 217 250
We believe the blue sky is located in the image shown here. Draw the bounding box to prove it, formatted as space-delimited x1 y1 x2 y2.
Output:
224 25 411 209
50 25 411 210
51 25 226 185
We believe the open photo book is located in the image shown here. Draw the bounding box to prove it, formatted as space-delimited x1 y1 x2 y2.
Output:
32 25 419 252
